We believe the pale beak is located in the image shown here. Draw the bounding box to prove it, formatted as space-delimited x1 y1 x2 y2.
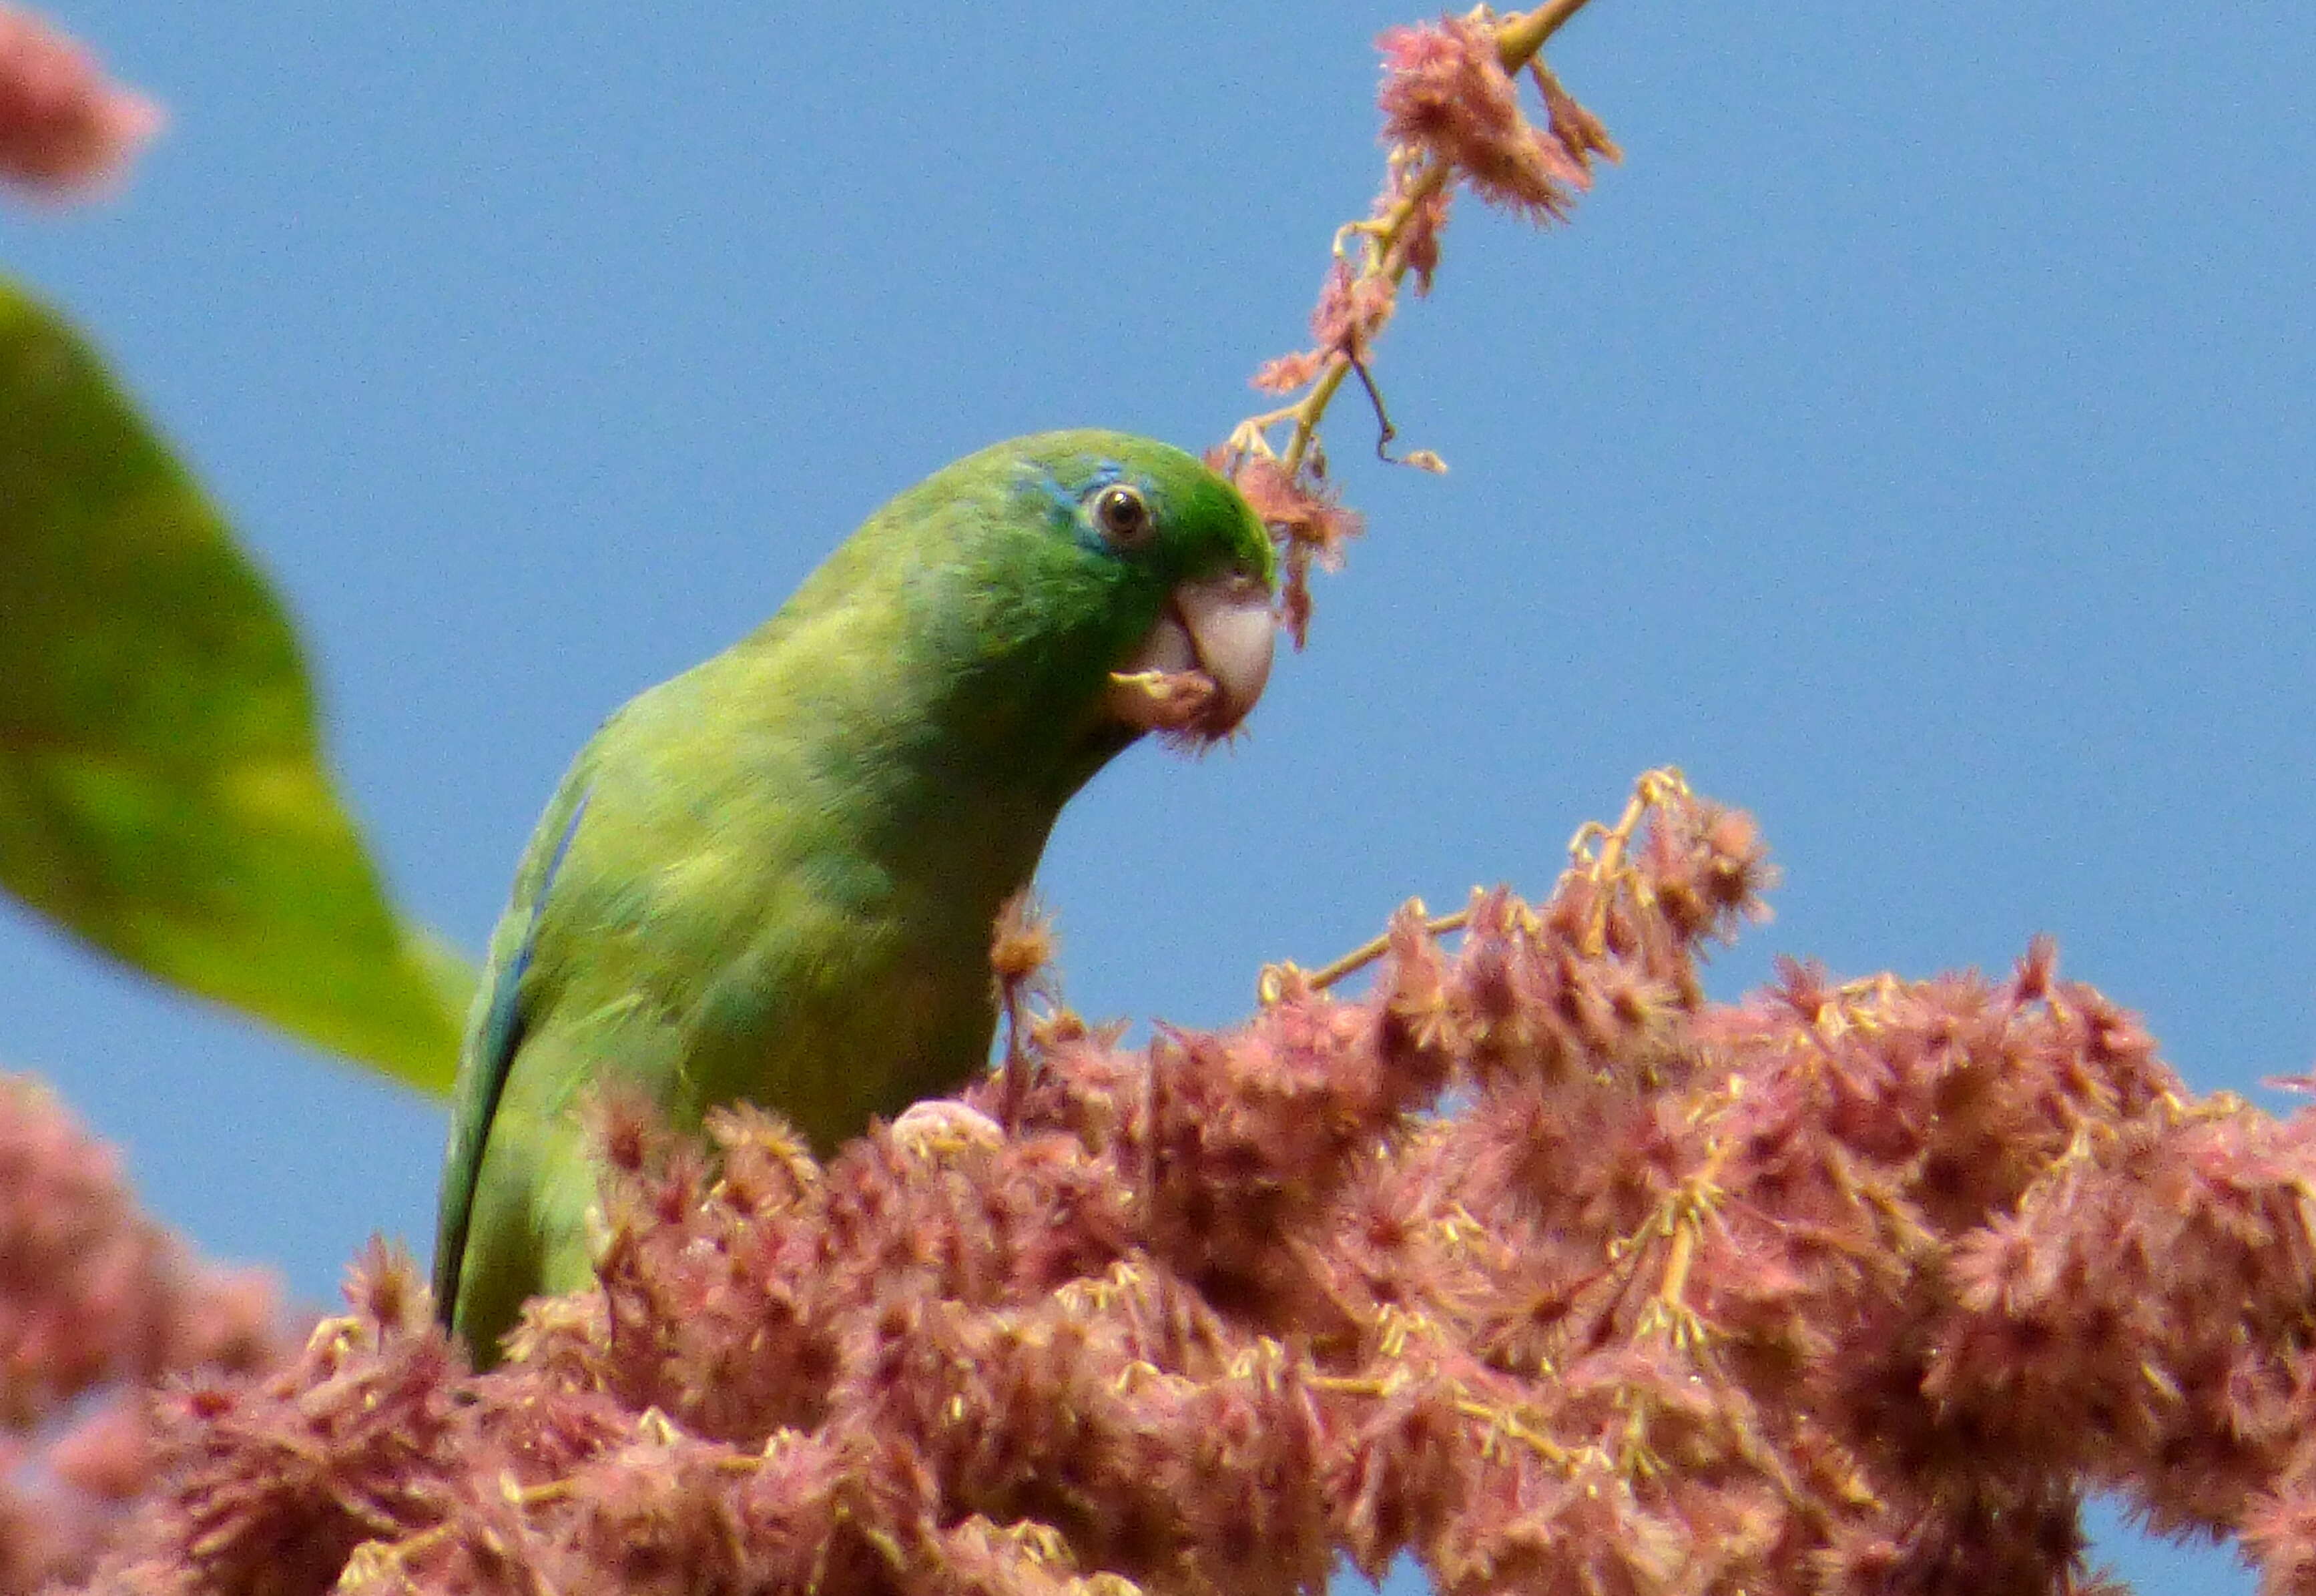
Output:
1105 572 1277 742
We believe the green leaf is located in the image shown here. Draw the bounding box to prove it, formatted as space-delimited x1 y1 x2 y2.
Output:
0 279 473 1095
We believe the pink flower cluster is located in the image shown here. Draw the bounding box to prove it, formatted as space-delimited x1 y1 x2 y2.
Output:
1209 454 1362 648
0 1077 289 1593
45 775 2316 1595
1222 8 1620 649
0 5 159 198
1375 14 1609 225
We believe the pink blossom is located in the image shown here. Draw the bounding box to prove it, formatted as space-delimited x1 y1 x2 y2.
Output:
1249 349 1328 395
1533 57 1621 177
1390 177 1454 294
1310 258 1399 356
1224 455 1364 648
0 5 160 198
43 762 2307 1593
1376 15 1585 222
0 1076 294 1593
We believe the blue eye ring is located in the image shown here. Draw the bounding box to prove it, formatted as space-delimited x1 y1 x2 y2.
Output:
1091 483 1155 549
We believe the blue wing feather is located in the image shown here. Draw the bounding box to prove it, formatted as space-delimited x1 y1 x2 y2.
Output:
430 782 593 1322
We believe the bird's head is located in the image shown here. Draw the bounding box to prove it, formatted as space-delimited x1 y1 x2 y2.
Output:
982 430 1279 750
802 431 1280 785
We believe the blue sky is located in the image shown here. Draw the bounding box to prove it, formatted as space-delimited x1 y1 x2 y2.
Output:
4 3 2309 1589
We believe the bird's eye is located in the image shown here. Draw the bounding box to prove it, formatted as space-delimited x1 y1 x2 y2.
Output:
1092 484 1154 549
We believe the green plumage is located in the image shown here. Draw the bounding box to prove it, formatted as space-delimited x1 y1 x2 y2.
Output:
434 431 1275 1360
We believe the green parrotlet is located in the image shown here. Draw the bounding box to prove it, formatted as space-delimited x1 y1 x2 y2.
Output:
433 430 1278 1360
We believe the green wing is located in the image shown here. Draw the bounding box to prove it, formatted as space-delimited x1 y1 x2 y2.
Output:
430 761 596 1323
